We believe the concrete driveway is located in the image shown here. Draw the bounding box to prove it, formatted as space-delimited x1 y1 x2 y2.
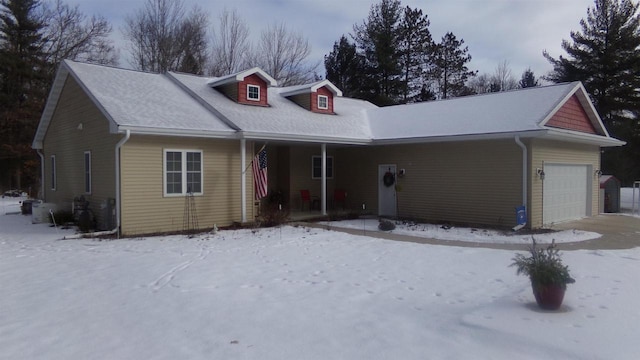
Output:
551 214 640 250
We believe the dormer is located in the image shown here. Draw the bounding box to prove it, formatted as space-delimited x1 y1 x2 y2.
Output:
208 67 277 106
280 80 343 114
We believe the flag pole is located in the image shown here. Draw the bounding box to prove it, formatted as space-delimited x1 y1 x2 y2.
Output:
243 143 267 174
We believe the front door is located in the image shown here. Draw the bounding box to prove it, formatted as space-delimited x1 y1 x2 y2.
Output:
378 164 397 217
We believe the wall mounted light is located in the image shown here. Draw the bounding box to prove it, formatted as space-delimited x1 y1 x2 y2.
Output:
595 169 602 177
536 168 545 181
77 123 83 131
398 169 406 177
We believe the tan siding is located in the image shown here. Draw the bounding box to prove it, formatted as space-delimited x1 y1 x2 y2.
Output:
529 139 600 228
288 93 311 110
217 83 238 102
42 76 121 228
334 140 523 227
288 146 337 210
120 136 253 235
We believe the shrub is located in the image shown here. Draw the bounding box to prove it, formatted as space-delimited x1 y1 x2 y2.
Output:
257 203 290 227
378 219 396 231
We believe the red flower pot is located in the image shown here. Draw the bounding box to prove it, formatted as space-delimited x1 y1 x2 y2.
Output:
532 283 566 310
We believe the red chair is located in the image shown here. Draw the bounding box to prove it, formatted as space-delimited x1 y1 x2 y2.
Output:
300 190 311 211
333 189 346 209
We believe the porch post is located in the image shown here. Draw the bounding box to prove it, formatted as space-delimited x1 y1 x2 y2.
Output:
241 138 247 223
321 143 327 215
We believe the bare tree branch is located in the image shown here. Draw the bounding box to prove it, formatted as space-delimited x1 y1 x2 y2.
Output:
209 8 249 76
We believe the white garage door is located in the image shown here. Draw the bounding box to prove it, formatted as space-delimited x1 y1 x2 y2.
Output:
543 164 589 225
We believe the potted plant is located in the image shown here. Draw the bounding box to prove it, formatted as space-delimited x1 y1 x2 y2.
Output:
511 239 575 310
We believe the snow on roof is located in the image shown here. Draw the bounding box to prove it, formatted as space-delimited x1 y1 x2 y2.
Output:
63 60 235 135
368 83 577 141
170 72 374 144
207 67 277 87
34 61 623 148
280 80 343 97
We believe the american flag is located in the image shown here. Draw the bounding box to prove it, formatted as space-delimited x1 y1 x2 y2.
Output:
253 148 268 200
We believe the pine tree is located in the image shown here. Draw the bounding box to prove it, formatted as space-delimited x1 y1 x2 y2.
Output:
544 0 640 184
324 35 364 98
430 32 477 99
353 0 403 106
0 0 47 191
519 68 539 88
543 0 640 124
397 6 432 103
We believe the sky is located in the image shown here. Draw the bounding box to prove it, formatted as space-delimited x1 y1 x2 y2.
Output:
69 0 595 80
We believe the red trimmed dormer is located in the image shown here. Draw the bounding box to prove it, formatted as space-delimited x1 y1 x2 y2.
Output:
281 80 343 114
208 67 277 106
546 94 598 134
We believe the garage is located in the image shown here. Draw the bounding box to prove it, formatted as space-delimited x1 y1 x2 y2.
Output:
543 164 590 224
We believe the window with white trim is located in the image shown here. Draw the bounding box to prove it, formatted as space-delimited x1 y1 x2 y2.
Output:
51 155 56 190
84 151 92 194
312 156 333 179
247 84 260 101
164 150 203 196
318 95 328 109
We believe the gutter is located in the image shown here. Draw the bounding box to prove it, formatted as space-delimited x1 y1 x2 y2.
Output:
514 136 527 230
115 130 131 238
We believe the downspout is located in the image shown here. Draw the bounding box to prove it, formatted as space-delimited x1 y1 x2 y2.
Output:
514 136 527 229
61 130 130 240
37 150 44 199
115 130 131 238
321 143 327 215
241 138 247 223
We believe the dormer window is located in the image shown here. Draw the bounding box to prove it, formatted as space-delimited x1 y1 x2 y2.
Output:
318 95 328 110
247 84 260 101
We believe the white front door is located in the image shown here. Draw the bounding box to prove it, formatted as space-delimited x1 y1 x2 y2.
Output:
378 164 397 217
543 164 590 224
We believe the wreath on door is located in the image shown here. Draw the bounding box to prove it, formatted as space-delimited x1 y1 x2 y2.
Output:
383 171 395 187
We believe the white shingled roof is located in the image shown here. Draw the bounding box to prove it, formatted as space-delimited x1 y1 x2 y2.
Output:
368 83 575 140
169 72 373 144
33 60 624 149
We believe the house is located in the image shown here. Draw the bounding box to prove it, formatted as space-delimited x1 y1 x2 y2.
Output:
32 60 624 235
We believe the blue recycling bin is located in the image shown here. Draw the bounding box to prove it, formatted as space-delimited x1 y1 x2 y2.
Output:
515 206 526 226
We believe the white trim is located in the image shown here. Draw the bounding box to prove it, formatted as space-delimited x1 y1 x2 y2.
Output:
280 79 343 97
207 67 277 87
247 84 260 101
50 155 56 191
321 144 327 215
163 149 204 197
312 155 333 179
84 151 92 194
538 82 610 137
240 139 247 223
318 95 329 110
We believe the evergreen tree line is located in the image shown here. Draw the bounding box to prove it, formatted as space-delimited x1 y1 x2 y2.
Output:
0 0 321 192
544 0 640 184
325 0 639 184
0 0 116 192
324 0 476 105
324 0 542 106
1 0 639 190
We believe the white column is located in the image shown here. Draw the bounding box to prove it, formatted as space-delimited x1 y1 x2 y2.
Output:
241 139 247 223
321 143 327 215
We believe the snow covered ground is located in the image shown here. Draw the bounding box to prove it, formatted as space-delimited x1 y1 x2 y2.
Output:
2 196 640 359
320 218 600 244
